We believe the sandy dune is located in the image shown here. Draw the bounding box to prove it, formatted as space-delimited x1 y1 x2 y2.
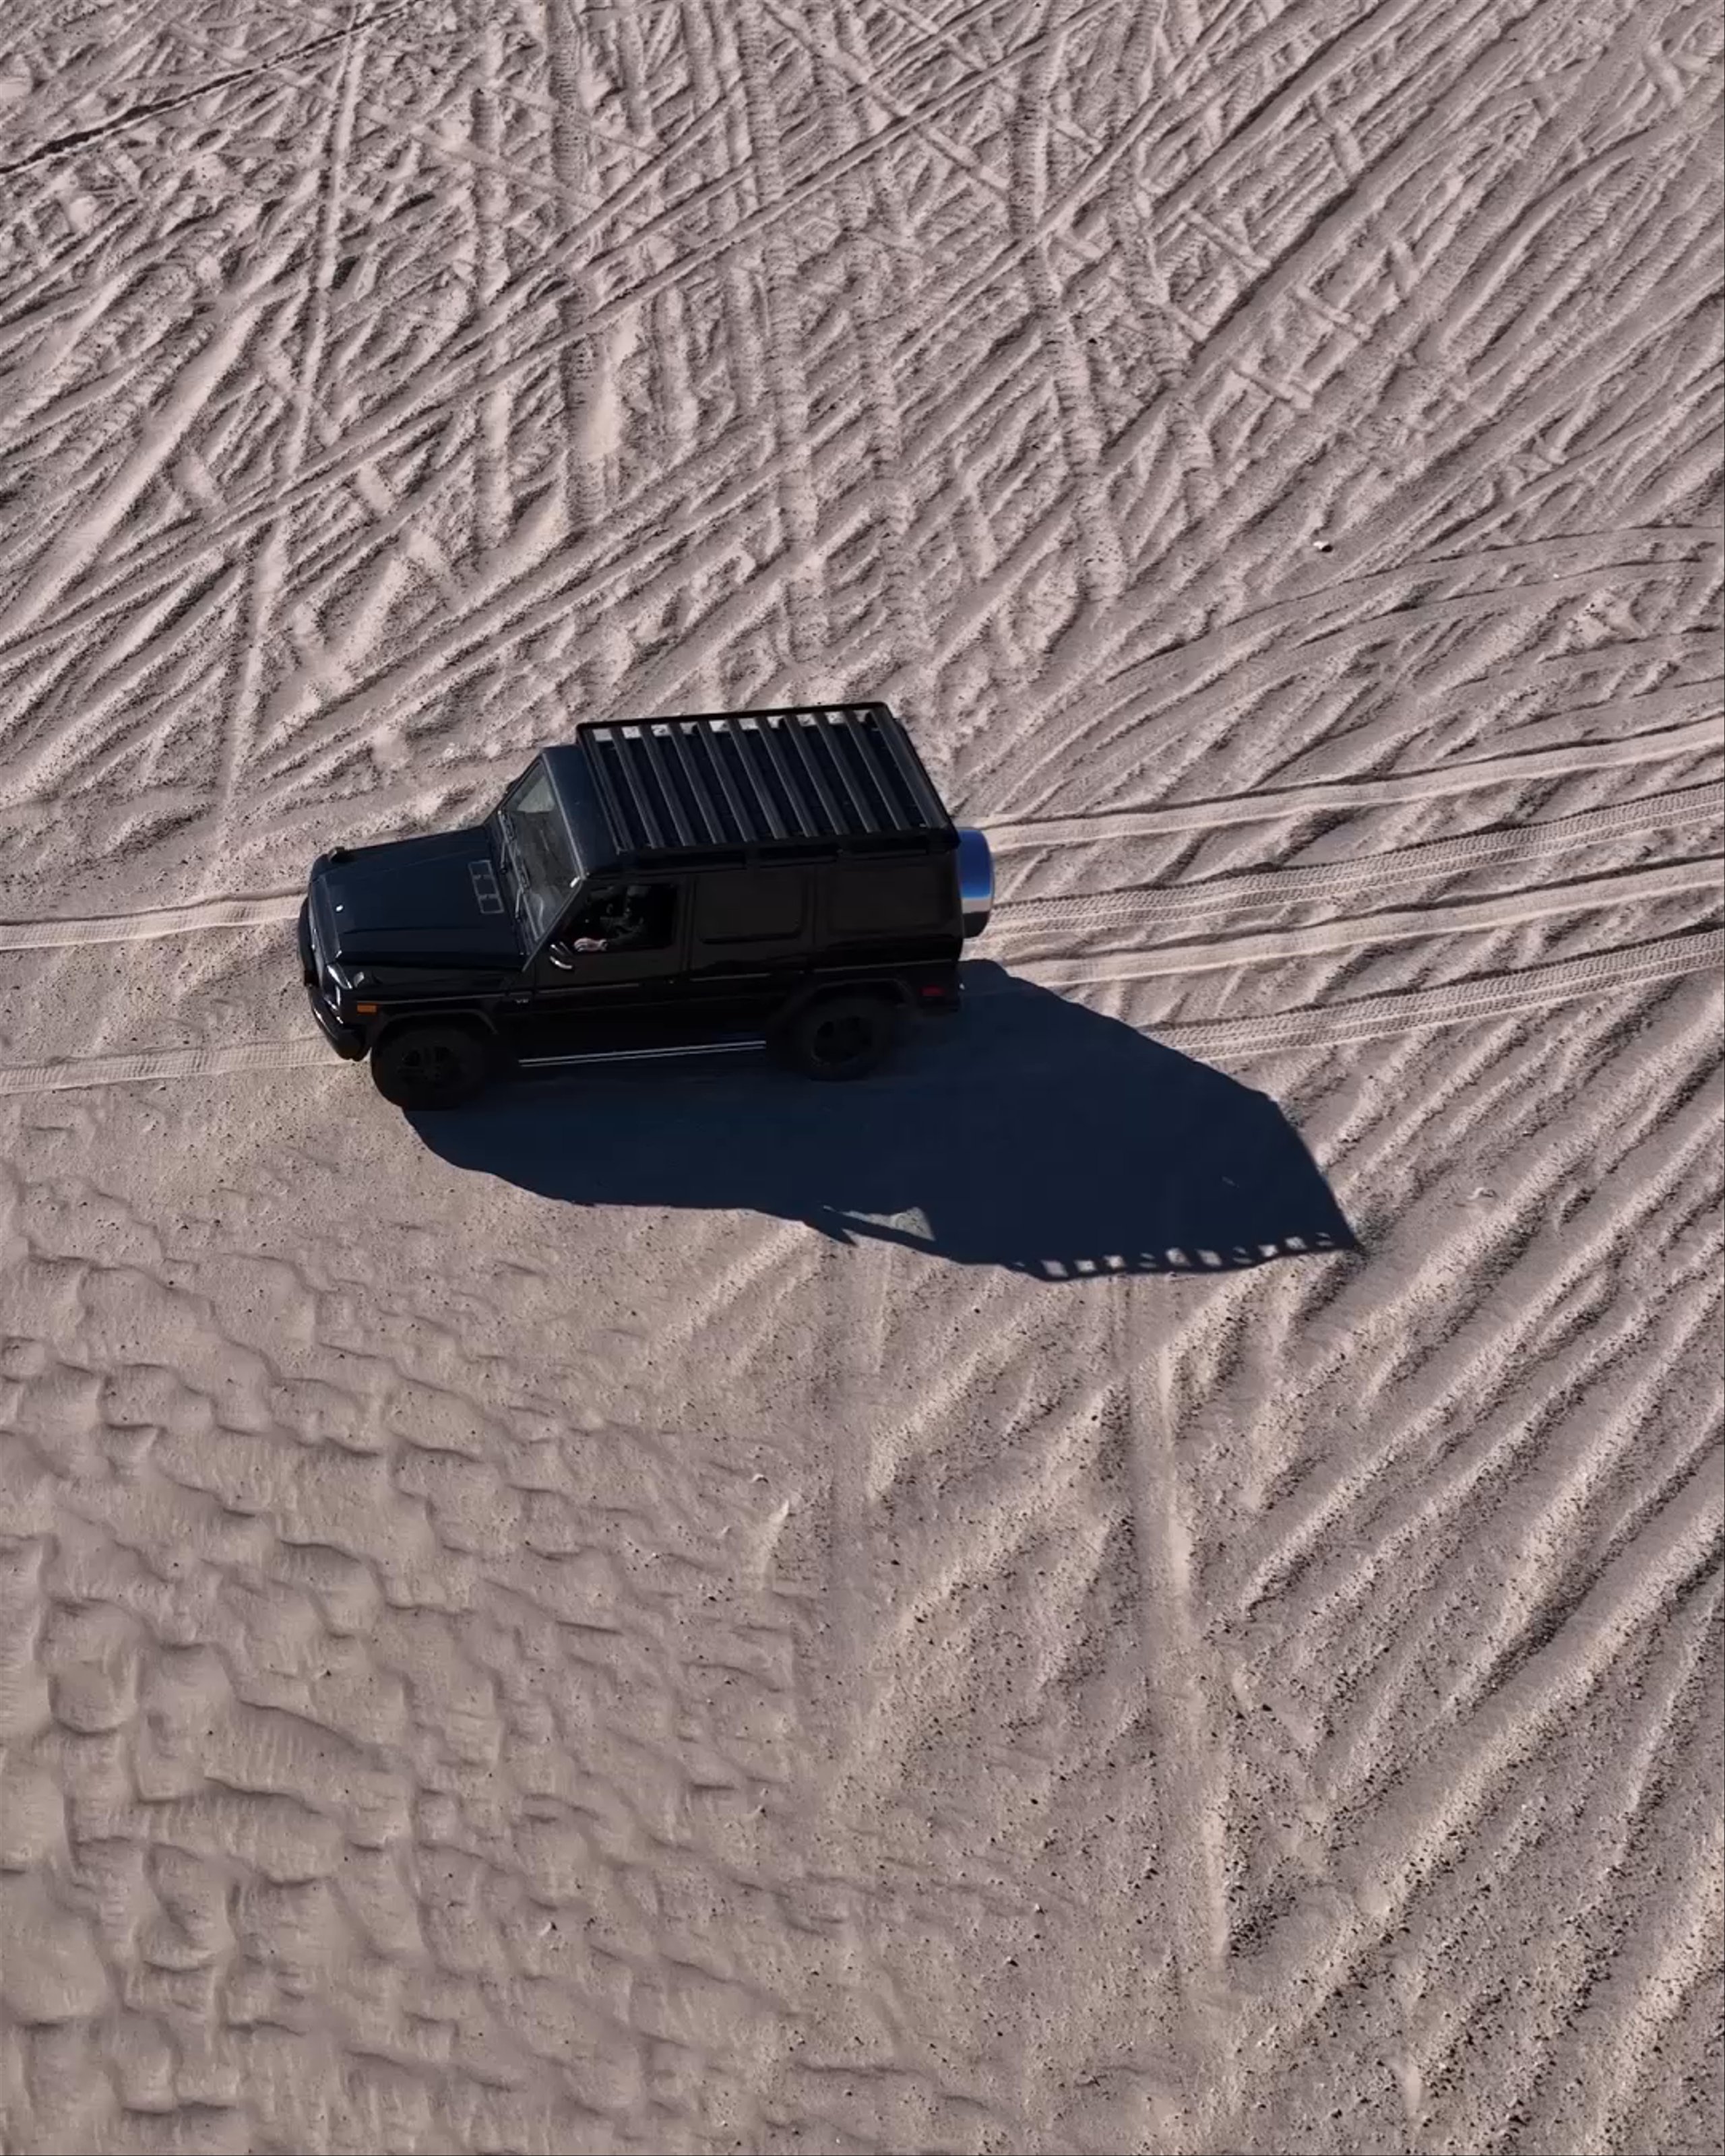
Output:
1 2 1722 2152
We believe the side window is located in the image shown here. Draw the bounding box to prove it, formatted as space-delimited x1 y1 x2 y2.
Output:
693 868 807 945
559 884 677 953
829 860 948 934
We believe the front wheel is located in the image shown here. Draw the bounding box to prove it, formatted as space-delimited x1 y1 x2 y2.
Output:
778 993 900 1081
370 1023 493 1110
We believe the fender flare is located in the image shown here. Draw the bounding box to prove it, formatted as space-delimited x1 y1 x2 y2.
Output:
369 1005 504 1055
767 977 909 1036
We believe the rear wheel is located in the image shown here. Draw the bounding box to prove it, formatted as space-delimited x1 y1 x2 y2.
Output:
370 1023 493 1110
778 992 899 1081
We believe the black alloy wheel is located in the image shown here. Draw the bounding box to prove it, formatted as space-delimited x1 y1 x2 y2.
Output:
782 993 898 1081
370 1023 493 1110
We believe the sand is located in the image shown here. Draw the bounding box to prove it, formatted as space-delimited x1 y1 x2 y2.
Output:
1 3 1721 2152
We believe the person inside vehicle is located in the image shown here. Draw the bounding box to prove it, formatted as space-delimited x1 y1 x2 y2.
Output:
569 886 652 953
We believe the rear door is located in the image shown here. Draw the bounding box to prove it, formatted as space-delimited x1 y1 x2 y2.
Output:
499 879 690 1065
683 863 814 1032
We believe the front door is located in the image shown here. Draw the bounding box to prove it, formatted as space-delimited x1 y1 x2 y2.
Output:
499 881 690 1066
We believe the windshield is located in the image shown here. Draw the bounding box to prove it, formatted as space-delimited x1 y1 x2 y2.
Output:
491 762 577 945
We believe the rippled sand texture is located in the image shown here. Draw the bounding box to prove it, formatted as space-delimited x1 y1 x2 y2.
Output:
1 3 1722 2153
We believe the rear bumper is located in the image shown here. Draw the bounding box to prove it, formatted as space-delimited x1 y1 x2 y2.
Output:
299 898 366 1060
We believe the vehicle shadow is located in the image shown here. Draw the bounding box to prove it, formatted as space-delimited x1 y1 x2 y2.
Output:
410 963 1360 1280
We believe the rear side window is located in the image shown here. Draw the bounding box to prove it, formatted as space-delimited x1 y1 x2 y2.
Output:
829 860 949 935
693 868 807 945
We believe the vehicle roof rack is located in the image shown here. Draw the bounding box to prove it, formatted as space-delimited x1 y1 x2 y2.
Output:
552 704 953 861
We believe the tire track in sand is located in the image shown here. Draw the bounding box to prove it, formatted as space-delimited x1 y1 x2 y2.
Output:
995 930 1725 1058
1 937 1717 1102
1235 1463 1722 2073
0 3 413 177
0 185 323 663
966 27 1716 817
0 0 1117 699
1105 1283 1238 2128
730 0 832 672
210 3 372 870
0 1037 334 1098
0 892 299 951
993 783 1725 934
816 1234 896 1797
984 712 1725 854
1015 857 1725 993
1211 980 1722 1626
46 788 1703 957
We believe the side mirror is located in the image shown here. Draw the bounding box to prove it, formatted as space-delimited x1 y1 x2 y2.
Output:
547 941 576 971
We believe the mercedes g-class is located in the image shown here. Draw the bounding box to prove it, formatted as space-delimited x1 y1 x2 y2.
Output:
297 703 994 1110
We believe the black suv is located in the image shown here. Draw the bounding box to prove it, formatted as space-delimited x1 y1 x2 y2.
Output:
298 703 994 1110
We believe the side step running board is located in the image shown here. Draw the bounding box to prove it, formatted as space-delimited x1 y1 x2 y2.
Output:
516 1038 767 1070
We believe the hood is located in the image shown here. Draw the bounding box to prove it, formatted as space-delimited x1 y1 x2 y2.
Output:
311 827 524 970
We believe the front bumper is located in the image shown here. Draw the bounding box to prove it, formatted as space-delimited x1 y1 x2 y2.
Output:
299 897 367 1060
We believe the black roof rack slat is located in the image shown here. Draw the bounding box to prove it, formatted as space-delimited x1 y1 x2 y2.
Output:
807 716 878 832
613 727 668 850
780 714 849 835
639 725 697 848
663 723 726 848
755 716 821 838
737 721 795 839
720 722 788 842
864 705 946 828
687 727 750 845
585 732 639 853
827 715 896 829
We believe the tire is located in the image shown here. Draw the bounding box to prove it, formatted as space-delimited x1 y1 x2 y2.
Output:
779 992 899 1081
370 1023 493 1110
